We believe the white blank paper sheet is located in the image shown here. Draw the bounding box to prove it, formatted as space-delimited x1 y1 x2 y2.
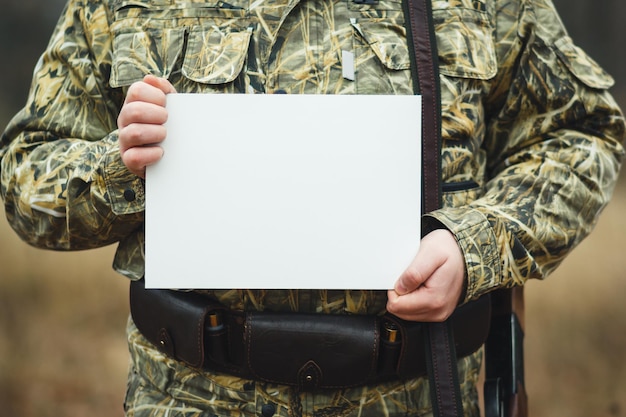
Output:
145 93 422 289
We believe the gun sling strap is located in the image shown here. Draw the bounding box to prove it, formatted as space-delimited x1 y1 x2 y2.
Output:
404 0 466 416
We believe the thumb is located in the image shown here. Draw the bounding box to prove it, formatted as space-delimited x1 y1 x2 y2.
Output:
394 258 431 296
393 237 446 295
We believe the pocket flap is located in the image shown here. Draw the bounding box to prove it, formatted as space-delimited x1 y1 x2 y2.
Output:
351 20 411 71
554 36 614 90
246 312 379 390
110 27 185 87
182 26 252 84
433 8 497 80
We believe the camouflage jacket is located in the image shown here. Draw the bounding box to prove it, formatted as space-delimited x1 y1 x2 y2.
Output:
0 0 624 415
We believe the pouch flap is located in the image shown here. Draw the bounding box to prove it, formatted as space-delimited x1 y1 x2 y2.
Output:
246 312 379 390
130 279 223 368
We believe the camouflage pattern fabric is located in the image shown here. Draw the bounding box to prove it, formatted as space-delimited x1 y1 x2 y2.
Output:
1 0 624 415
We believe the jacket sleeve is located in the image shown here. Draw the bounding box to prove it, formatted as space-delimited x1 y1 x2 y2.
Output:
0 0 144 250
426 0 625 302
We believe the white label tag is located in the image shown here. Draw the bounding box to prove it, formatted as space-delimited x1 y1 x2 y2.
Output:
342 50 355 81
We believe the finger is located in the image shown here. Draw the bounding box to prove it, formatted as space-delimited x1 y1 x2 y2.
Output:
393 251 440 296
118 101 169 130
120 145 164 179
124 80 165 106
119 123 168 151
387 275 448 321
387 260 462 322
387 289 431 320
143 74 177 94
386 287 449 322
122 77 175 118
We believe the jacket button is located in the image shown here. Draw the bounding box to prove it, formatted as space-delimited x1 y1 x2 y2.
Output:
261 403 276 417
123 188 136 202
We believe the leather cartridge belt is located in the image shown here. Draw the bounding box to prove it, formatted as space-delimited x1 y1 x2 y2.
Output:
130 279 491 391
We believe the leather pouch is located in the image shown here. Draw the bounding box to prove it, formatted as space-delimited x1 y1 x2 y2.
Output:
245 311 379 390
129 279 224 369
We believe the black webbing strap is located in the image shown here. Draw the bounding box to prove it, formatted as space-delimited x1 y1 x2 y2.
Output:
403 0 465 416
424 318 465 417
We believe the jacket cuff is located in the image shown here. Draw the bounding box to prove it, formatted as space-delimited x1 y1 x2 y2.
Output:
423 207 502 303
104 145 145 216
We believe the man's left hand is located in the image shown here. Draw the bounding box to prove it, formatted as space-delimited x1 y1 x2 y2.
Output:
386 229 466 322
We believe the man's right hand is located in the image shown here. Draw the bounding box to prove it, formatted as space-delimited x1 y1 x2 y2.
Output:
117 74 177 178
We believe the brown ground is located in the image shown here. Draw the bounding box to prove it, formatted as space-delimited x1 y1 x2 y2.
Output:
1 179 625 417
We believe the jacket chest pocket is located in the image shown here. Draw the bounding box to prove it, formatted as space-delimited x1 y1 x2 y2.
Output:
432 5 497 80
347 0 496 94
346 0 410 94
110 0 253 89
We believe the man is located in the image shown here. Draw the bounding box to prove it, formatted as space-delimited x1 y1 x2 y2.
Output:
1 0 624 416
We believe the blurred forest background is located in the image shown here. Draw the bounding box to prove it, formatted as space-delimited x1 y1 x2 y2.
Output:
0 0 625 416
